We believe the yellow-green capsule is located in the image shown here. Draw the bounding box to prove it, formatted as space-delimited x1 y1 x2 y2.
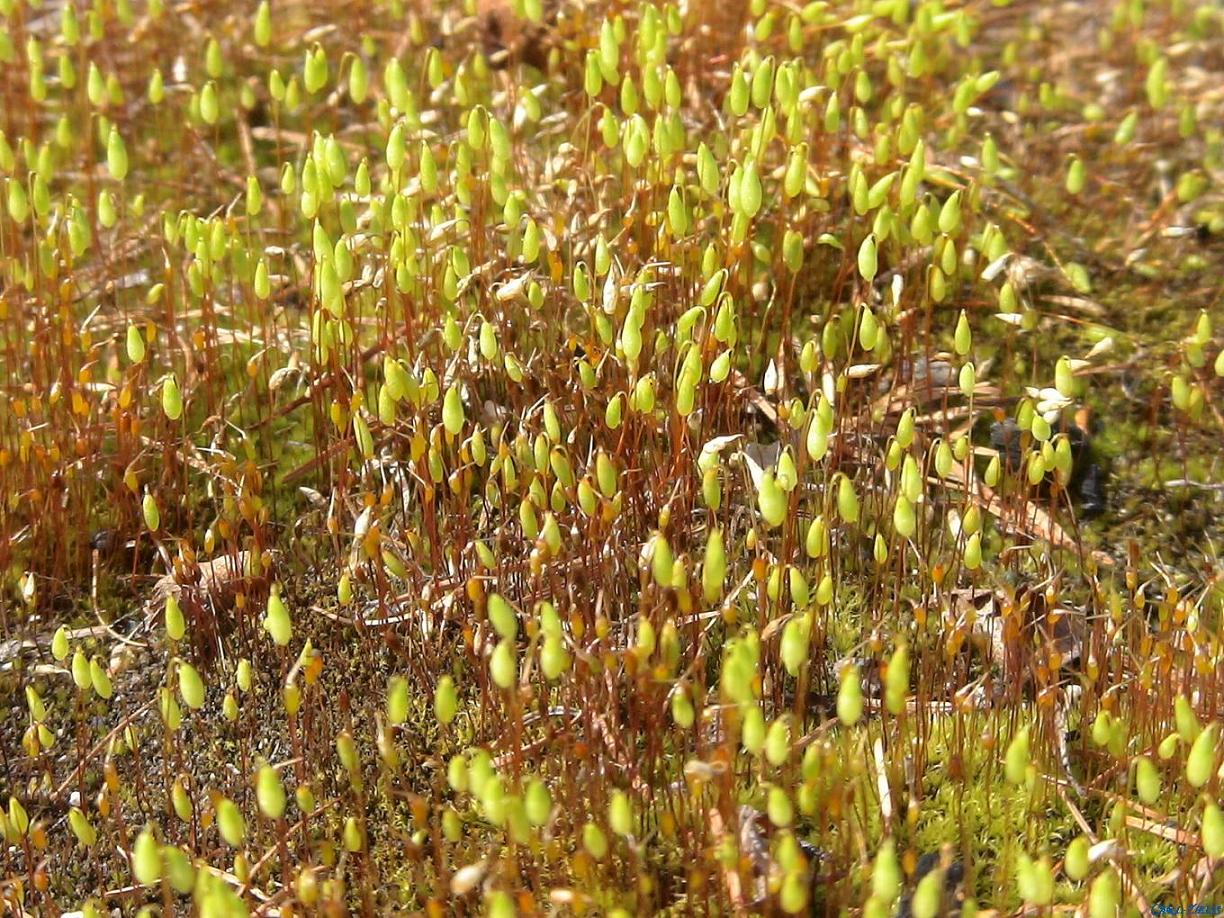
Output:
1065 156 1085 195
263 591 292 646
106 128 128 181
161 375 183 420
377 386 396 427
958 361 976 398
88 658 112 699
702 467 722 510
348 56 368 104
1186 723 1217 788
836 666 863 726
582 821 608 860
650 532 674 587
126 323 146 363
1135 756 1160 804
1175 694 1201 742
199 81 220 125
353 413 374 459
837 475 860 524
805 516 828 559
872 838 901 903
1203 802 1224 858
142 492 160 532
595 452 617 497
1088 868 1119 918
387 676 409 725
933 439 953 478
541 635 570 680
885 643 909 715
51 626 70 661
217 799 245 847
963 531 982 570
857 234 877 283
913 868 944 917
1064 835 1089 881
815 573 834 606
160 688 181 730
442 385 464 435
1054 355 1075 398
304 44 329 94
132 825 162 885
1005 726 1030 784
938 190 962 235
72 649 92 691
767 785 793 828
163 845 195 894
806 416 828 462
671 687 694 727
703 528 726 604
171 778 193 821
236 659 253 693
256 764 286 820
8 797 29 836
859 306 878 350
780 614 811 676
607 790 633 837
741 704 765 754
69 808 97 847
177 661 204 709
488 594 517 640
954 310 972 355
490 640 516 689
435 675 458 724
893 495 916 539
765 717 791 766
758 472 786 527
253 1 271 46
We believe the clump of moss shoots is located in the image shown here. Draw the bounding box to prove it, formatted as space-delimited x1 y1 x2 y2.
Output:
1 0 1223 914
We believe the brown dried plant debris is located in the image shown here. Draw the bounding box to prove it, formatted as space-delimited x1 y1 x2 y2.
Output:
148 549 280 620
474 0 554 70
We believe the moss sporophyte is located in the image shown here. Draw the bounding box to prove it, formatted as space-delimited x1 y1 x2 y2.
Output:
1 0 1223 913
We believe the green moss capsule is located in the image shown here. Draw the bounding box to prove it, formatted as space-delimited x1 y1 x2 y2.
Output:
263 591 292 646
178 661 205 709
837 475 860 524
132 825 162 884
703 527 726 604
442 385 465 435
256 765 286 820
1005 726 1030 784
1186 723 1217 788
138 491 161 536
857 233 877 282
161 374 183 420
51 626 69 661
1088 868 1119 918
1135 755 1160 804
608 791 633 836
757 471 787 527
490 640 516 689
69 808 96 847
126 323 146 363
837 666 863 725
1203 802 1224 858
1064 835 1089 881
765 717 791 766
872 838 901 903
525 778 551 826
106 128 128 181
216 798 245 847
